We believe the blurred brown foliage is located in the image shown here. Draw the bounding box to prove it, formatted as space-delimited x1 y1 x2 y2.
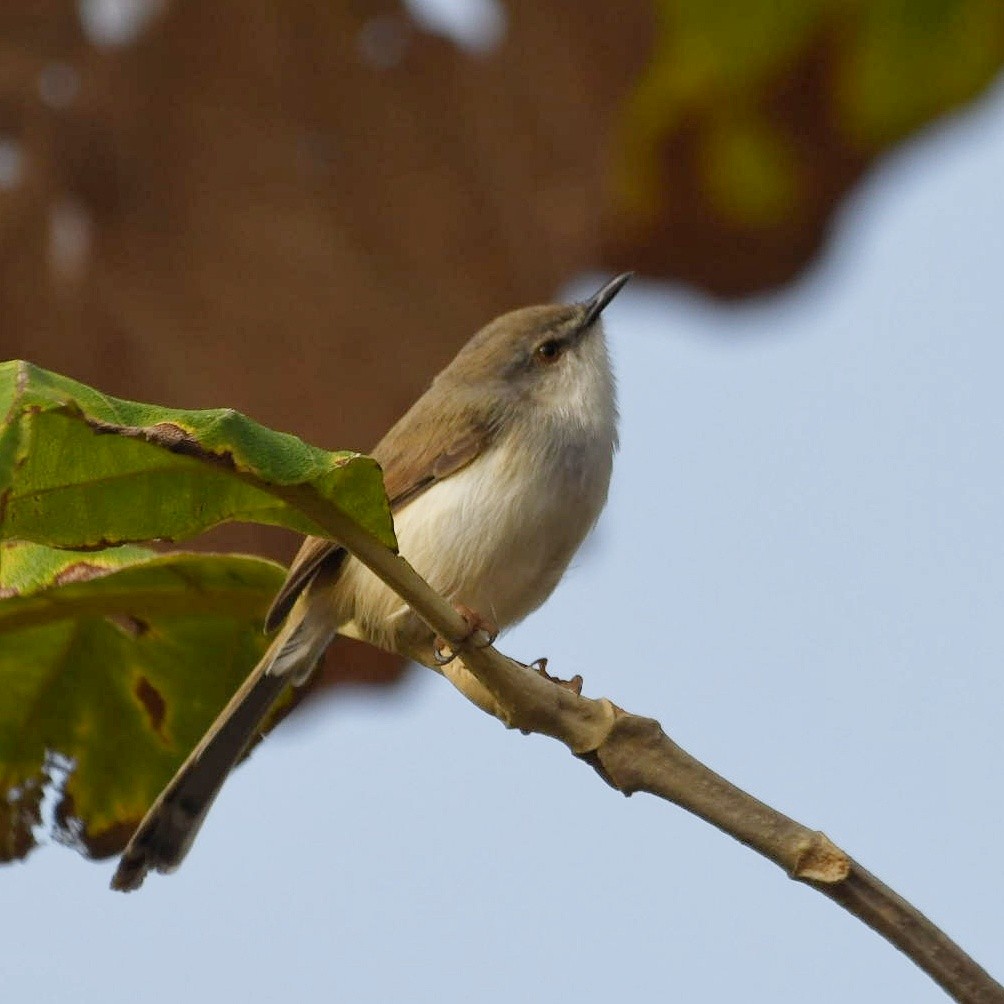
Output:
1 1 1001 690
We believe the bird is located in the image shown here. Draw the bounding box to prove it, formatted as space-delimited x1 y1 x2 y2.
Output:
111 273 630 891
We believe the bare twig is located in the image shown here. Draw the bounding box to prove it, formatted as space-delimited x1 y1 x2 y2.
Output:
287 492 1004 1004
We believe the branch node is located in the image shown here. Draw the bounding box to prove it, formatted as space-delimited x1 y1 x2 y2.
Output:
564 697 621 756
791 831 851 884
531 657 583 695
574 749 619 789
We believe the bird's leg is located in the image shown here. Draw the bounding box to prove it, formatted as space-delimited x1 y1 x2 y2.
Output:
433 603 498 665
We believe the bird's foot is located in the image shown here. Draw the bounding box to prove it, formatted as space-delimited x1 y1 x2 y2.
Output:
529 657 583 695
434 604 498 665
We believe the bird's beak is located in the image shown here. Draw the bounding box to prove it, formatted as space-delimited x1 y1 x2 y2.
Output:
580 272 633 329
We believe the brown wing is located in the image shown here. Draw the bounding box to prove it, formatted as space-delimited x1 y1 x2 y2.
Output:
263 536 348 632
264 398 491 632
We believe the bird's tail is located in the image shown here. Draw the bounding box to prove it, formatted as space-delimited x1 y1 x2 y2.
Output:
111 604 332 891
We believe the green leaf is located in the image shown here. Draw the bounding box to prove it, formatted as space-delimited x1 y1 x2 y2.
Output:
0 362 400 865
0 360 396 551
0 541 287 862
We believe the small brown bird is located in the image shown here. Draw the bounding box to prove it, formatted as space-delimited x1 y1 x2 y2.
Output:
112 274 630 891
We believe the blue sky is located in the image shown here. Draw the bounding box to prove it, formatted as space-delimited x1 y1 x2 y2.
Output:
7 64 1004 1004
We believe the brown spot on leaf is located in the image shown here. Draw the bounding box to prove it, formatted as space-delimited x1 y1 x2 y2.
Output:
134 674 166 736
53 561 108 586
86 417 237 471
106 614 150 638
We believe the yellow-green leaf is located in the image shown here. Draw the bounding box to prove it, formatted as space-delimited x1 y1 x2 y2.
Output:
0 541 286 862
610 0 1004 295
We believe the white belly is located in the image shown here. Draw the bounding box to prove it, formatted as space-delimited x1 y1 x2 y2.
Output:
332 430 613 656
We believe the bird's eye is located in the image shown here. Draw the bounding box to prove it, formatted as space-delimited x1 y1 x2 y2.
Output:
535 339 563 363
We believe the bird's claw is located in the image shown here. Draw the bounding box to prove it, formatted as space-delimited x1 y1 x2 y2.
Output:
433 604 497 665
